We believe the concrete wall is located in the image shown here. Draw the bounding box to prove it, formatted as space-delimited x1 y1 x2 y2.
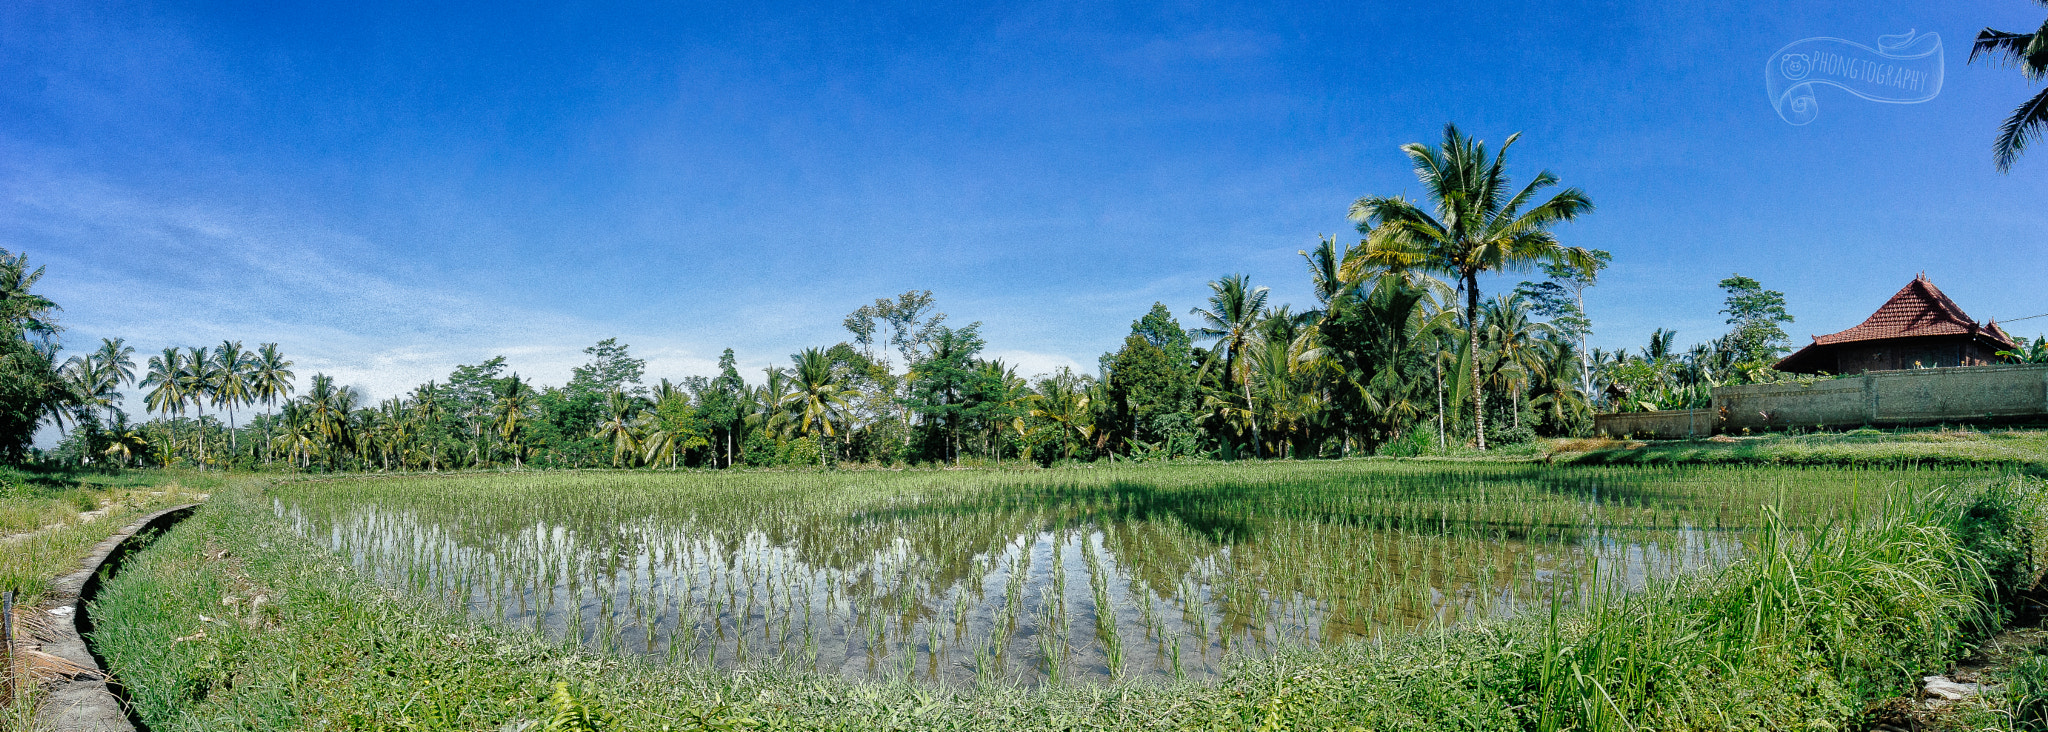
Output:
1710 363 2048 434
1716 377 1869 433
1869 363 2048 423
1594 409 1717 439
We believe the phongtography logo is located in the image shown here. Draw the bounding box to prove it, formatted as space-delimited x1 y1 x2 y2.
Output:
1765 30 1943 125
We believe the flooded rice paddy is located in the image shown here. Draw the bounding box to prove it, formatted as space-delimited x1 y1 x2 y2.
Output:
267 462 1981 686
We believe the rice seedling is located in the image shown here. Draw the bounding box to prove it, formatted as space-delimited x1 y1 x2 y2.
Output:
262 460 1996 686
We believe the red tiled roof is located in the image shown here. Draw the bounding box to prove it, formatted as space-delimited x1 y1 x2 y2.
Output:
1807 275 2017 349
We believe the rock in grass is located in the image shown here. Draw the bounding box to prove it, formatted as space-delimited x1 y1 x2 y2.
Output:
1921 675 1979 701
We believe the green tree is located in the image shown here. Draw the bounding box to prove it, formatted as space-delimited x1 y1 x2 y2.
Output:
1190 275 1271 457
411 381 447 470
784 347 856 466
1024 367 1095 463
61 355 119 435
141 347 191 464
0 249 78 460
92 337 137 424
903 323 986 465
1513 250 1609 396
495 374 534 467
1351 124 1596 450
181 346 219 468
1321 273 1455 452
249 343 295 464
447 357 510 466
643 387 709 468
1971 16 2048 171
212 340 254 458
573 338 647 395
696 349 746 468
1717 274 1794 370
1479 294 1553 434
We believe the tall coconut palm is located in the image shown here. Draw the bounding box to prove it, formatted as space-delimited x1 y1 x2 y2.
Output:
1350 123 1595 450
1641 328 1679 363
212 340 254 458
1972 15 2048 171
784 347 855 467
180 346 218 468
375 397 410 471
1189 274 1271 457
248 343 294 464
92 337 136 424
1299 236 1349 323
60 356 117 433
141 347 189 463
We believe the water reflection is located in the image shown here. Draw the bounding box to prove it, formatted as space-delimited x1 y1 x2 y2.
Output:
277 486 1741 686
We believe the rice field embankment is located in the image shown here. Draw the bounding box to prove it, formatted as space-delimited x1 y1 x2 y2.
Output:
1550 429 2048 470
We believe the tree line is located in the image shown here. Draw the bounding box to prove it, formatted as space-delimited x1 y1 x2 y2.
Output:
5 124 2037 470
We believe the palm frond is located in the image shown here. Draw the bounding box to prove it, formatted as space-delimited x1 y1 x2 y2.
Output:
1972 28 2036 66
1996 85 2048 172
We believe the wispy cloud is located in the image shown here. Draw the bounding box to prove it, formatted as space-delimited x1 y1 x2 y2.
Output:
2 168 751 408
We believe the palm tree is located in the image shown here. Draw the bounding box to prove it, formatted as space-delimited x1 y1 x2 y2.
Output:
141 347 189 464
1527 337 1591 432
249 343 295 464
61 355 118 432
1350 123 1596 450
92 337 137 424
181 346 218 468
1300 236 1349 323
1027 368 1095 462
212 340 254 459
375 397 410 470
412 381 445 471
1480 295 1553 432
784 347 855 467
495 375 532 468
102 416 150 467
1642 328 1678 363
1972 15 2048 171
749 366 793 443
594 390 640 468
976 359 1031 464
1323 272 1456 453
1189 274 1270 457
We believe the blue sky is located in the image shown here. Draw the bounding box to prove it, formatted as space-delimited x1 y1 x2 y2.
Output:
5 0 2045 423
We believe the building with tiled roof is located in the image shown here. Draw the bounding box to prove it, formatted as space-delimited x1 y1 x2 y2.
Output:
1774 275 2018 374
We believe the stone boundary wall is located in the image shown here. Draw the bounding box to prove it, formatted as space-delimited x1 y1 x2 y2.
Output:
1593 409 1717 439
36 503 199 732
1717 363 2048 433
1591 364 2048 437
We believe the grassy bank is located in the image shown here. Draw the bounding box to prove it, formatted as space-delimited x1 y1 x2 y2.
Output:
1550 429 2048 471
86 466 2048 731
0 467 213 603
